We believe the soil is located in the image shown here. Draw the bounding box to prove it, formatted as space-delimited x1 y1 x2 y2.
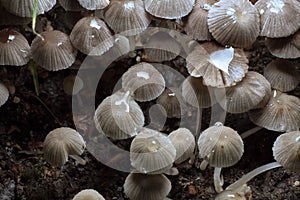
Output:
0 3 300 200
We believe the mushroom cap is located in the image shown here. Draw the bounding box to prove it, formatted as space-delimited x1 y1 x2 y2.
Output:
63 74 84 95
144 0 195 19
70 16 114 56
249 90 300 132
186 42 249 88
73 189 105 200
197 122 244 168
0 5 31 26
207 0 260 48
124 173 171 200
273 131 300 172
104 0 152 36
264 59 300 92
0 0 56 17
144 31 181 62
130 128 176 174
265 31 300 59
43 127 86 167
0 29 30 66
94 90 145 140
122 62 165 102
181 76 216 108
255 0 300 38
215 71 271 113
168 128 195 164
31 30 77 71
77 0 110 10
0 83 9 107
59 0 85 11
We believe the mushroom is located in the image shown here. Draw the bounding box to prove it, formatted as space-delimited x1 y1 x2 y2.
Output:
94 89 145 140
70 16 114 56
144 0 195 19
0 83 9 107
43 127 86 167
122 62 165 102
207 0 260 48
31 30 77 71
77 0 110 10
0 29 30 66
104 0 152 36
0 5 31 26
130 128 176 174
124 172 171 200
73 189 105 200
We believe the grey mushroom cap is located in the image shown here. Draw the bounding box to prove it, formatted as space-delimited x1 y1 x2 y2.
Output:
73 189 105 200
77 0 110 10
0 83 9 107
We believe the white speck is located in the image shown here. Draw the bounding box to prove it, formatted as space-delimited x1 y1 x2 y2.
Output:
209 47 234 75
91 35 95 38
273 90 277 97
136 71 149 79
260 9 265 14
124 1 135 10
8 35 15 42
20 49 27 53
115 91 130 112
295 136 300 142
57 42 63 46
90 19 101 30
203 3 211 11
224 136 228 139
226 7 237 23
115 37 120 43
227 194 236 198
267 0 285 14
152 140 156 145
168 92 175 97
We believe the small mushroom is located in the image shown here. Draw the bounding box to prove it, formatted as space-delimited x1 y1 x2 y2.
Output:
73 189 105 200
0 83 9 107
273 131 300 172
124 173 171 200
77 0 110 10
43 127 86 167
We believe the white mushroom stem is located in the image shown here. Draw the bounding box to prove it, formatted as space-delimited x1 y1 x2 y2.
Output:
226 162 282 191
240 126 263 139
69 155 87 165
214 167 224 193
199 159 209 171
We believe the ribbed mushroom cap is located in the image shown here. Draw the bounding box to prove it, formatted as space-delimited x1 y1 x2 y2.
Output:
70 16 114 56
31 30 77 71
264 59 300 92
168 128 195 164
255 0 300 38
273 131 300 172
181 76 216 108
59 0 85 11
0 5 31 26
130 128 176 174
78 0 110 10
73 189 105 200
94 90 145 140
124 173 171 200
104 0 151 36
144 31 181 62
0 29 30 66
0 83 9 107
0 0 56 17
43 127 86 167
249 90 300 132
215 71 271 113
186 42 249 88
197 122 244 168
122 62 165 102
184 0 214 41
207 0 260 48
144 0 195 19
265 31 300 59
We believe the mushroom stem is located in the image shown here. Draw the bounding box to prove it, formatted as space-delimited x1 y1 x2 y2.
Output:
240 126 263 139
214 167 224 193
69 155 87 165
199 159 209 170
192 106 202 166
226 162 282 191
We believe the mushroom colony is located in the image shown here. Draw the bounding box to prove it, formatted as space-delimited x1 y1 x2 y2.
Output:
0 0 300 199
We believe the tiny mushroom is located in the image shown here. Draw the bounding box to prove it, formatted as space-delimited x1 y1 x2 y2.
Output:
43 127 86 167
0 83 9 107
73 189 105 200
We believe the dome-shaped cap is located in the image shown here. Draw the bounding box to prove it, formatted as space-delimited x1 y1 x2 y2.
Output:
77 0 109 10
104 0 151 36
43 127 86 167
249 90 300 132
0 5 31 26
216 71 271 113
130 128 176 174
70 16 114 56
94 90 145 140
122 62 165 102
264 59 300 92
265 30 300 59
0 0 57 17
73 189 105 200
59 0 85 11
197 122 244 168
273 131 300 172
144 0 195 19
168 128 195 164
0 83 9 107
31 30 77 71
255 0 300 38
124 173 171 200
207 0 260 48
0 29 30 66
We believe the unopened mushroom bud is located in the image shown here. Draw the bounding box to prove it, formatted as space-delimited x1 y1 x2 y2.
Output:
73 189 105 200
